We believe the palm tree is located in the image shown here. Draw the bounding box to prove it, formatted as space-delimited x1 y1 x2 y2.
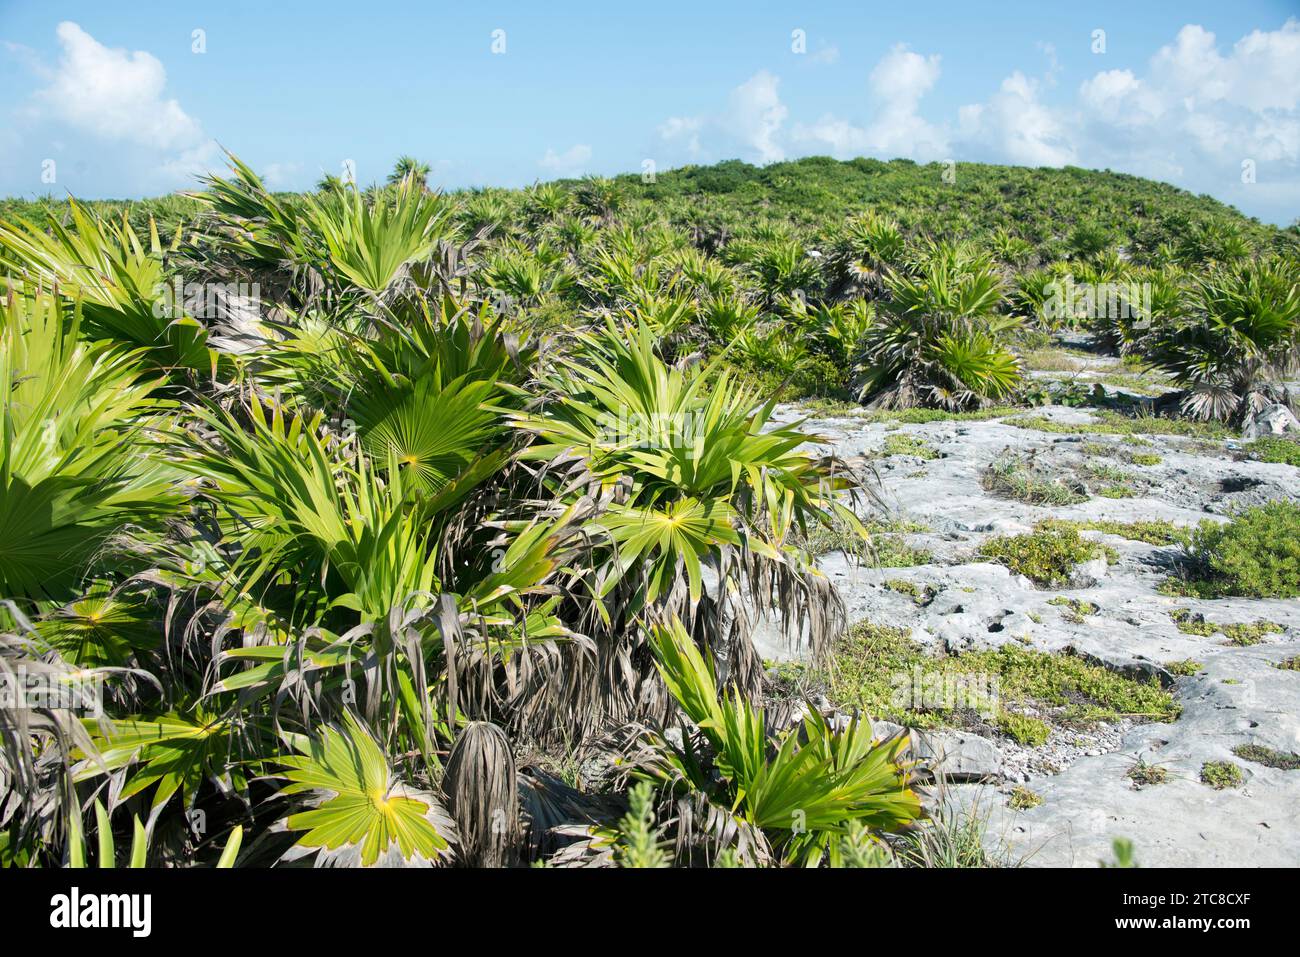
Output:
856 241 1022 409
1147 257 1300 421
388 154 432 190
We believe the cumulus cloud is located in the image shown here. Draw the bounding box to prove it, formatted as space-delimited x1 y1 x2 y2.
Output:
539 143 593 176
795 44 949 161
1068 20 1300 215
659 70 788 164
653 20 1299 222
5 21 217 194
958 71 1076 167
724 71 788 163
657 115 705 158
32 22 205 150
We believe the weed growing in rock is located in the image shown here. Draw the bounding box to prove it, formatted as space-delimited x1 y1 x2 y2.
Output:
1048 596 1100 623
1163 659 1204 677
1221 620 1283 646
894 798 1010 868
884 579 936 605
999 712 1051 746
1007 786 1043 810
802 517 932 568
1169 608 1217 636
1277 656 1300 672
983 452 1088 506
1231 744 1300 770
880 433 940 460
1200 761 1244 789
822 624 1178 730
978 523 1114 587
1244 437 1300 466
1168 609 1280 644
1126 756 1170 788
1086 461 1133 483
1097 484 1136 498
1041 517 1191 546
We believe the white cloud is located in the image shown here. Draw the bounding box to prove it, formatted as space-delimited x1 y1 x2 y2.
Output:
725 71 788 163
1065 19 1300 215
4 21 218 195
810 44 840 65
539 143 593 176
31 22 204 150
794 45 948 161
658 115 704 158
658 70 788 165
959 70 1075 167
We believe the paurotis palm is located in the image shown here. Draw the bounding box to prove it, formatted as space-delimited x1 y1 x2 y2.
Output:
856 241 1023 409
0 292 178 603
1147 257 1300 421
0 204 212 373
621 619 922 867
20 151 1196 868
515 318 876 713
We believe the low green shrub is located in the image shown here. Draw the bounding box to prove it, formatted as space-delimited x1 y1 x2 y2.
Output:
1244 437 1300 466
1048 596 1099 623
1041 518 1190 546
1172 501 1300 598
1232 744 1300 771
820 624 1178 729
1007 786 1043 810
1199 760 1244 789
1126 757 1169 788
979 523 1112 587
983 453 1087 506
998 712 1051 747
880 433 940 460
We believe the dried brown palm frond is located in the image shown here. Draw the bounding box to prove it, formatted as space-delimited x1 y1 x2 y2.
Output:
444 722 519 868
517 765 626 863
0 604 124 861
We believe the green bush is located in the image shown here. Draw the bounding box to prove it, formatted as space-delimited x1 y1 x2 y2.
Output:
998 712 1050 747
1232 744 1300 771
1246 437 1300 467
978 523 1111 587
1182 501 1300 598
1199 761 1243 789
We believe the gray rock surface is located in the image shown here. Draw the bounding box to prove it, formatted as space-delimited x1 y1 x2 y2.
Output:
772 398 1300 868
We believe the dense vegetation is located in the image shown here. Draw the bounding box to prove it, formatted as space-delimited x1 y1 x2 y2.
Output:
1 153 1296 868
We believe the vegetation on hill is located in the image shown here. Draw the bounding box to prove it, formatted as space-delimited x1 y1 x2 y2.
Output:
0 153 1296 868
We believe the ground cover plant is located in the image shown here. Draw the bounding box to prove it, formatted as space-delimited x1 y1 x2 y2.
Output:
1163 501 1300 598
977 523 1115 587
0 152 1296 869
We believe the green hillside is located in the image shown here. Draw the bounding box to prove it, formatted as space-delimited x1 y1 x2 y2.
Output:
1 153 1297 868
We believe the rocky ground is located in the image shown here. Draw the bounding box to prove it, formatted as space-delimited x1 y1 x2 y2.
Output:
764 352 1300 868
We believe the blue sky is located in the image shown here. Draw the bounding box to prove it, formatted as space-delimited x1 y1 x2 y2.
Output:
1 1 1297 223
